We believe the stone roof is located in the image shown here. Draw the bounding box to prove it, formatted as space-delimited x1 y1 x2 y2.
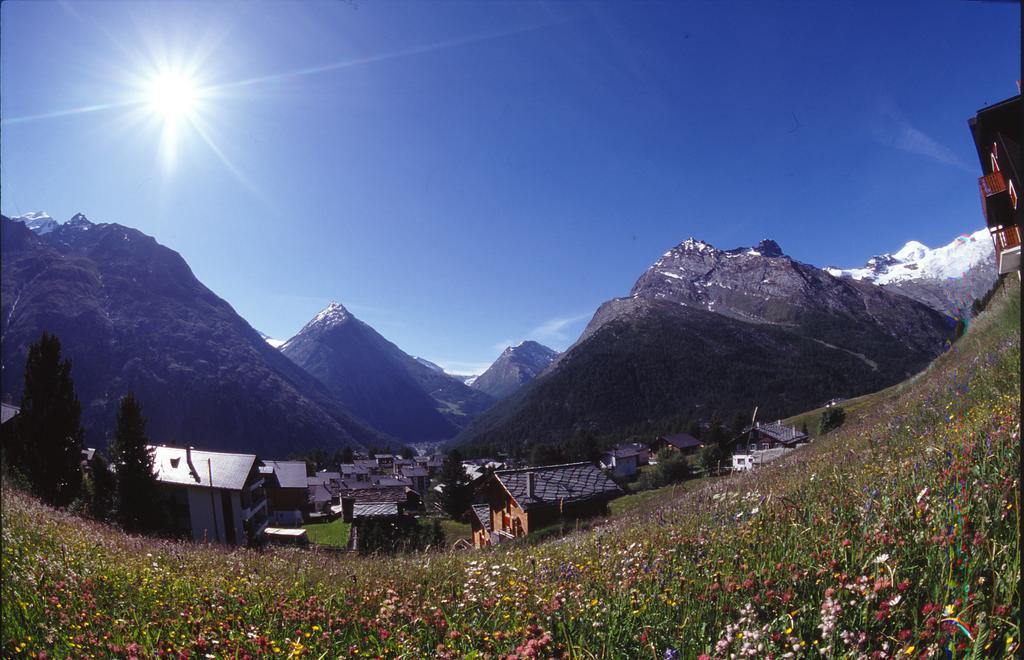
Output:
400 466 429 478
150 446 257 491
352 502 400 519
752 421 808 443
493 462 622 511
471 504 491 533
338 485 409 503
263 460 309 489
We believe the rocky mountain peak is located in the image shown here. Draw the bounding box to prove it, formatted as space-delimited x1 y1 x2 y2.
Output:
66 212 93 229
309 301 351 328
754 239 783 257
470 340 558 400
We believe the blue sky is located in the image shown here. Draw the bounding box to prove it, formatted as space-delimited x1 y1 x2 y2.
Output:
2 1 1019 374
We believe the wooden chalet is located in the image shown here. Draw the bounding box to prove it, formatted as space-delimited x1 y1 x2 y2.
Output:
742 421 809 451
969 93 1021 275
468 462 622 548
260 460 309 526
651 432 704 458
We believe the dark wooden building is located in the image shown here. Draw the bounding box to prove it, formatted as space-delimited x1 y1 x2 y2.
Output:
969 93 1021 275
469 462 622 548
651 432 704 458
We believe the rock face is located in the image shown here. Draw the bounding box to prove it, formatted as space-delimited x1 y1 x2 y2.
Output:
471 341 558 400
281 303 495 444
1 215 387 456
824 228 999 319
453 237 955 452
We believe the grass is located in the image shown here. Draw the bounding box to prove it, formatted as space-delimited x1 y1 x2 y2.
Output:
1 278 1018 658
438 518 471 545
302 517 351 549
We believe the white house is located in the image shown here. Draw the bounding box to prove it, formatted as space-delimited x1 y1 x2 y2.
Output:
151 446 268 546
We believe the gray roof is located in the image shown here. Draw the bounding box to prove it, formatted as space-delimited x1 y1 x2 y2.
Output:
660 433 702 450
0 403 20 424
373 476 412 488
471 504 491 533
400 466 429 478
264 460 309 489
308 482 332 503
151 446 258 491
352 502 400 519
752 421 808 443
353 459 379 469
316 470 341 482
340 463 370 475
606 447 640 459
339 485 409 503
493 462 622 510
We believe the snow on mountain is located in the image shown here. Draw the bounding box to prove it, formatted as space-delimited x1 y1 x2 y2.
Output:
258 331 286 349
413 356 446 373
826 229 993 285
12 211 58 235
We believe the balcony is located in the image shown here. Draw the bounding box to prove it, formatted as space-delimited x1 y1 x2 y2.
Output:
991 225 1021 274
979 172 1014 229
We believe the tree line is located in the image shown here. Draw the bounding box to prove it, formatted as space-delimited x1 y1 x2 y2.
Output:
2 332 166 533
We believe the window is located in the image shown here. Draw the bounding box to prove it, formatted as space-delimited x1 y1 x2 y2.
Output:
1009 179 1018 210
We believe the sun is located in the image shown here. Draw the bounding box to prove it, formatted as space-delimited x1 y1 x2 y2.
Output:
145 70 198 122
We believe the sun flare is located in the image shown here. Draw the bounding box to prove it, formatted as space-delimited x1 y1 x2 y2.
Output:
146 70 198 122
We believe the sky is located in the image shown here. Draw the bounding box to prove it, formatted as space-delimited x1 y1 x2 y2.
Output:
1 1 1019 374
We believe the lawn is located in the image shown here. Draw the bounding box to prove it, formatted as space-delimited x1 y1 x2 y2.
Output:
302 517 351 548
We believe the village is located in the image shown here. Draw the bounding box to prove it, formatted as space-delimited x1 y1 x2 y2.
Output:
3 397 820 553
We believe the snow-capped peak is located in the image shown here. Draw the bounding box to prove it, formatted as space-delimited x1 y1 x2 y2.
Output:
892 240 929 262
679 237 714 253
12 211 58 235
311 301 350 326
827 229 993 284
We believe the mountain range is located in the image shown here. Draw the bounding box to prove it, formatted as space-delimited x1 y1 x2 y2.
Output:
1 214 386 455
3 210 995 459
825 228 998 318
452 236 959 452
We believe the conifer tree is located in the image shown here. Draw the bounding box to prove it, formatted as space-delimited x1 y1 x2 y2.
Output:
109 393 161 532
15 332 84 506
439 450 472 519
87 453 116 521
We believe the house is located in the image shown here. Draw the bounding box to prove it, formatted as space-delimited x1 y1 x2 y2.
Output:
354 458 381 475
613 442 651 466
260 460 309 526
743 421 809 451
340 463 371 482
599 447 640 478
968 93 1021 275
469 462 623 548
373 454 395 471
307 477 334 516
151 446 267 546
399 465 430 494
651 433 704 458
415 454 445 476
732 453 755 472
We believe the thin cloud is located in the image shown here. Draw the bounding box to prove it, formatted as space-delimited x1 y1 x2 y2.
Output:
870 106 973 172
432 360 492 376
528 312 592 343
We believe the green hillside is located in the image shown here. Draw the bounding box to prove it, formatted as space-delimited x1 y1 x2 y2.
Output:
2 279 1019 658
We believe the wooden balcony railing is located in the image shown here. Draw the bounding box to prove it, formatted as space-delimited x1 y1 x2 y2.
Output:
993 225 1021 254
979 171 1007 197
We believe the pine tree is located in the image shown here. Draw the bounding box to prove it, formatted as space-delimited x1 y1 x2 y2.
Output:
109 393 162 532
439 450 472 519
87 453 116 521
15 332 84 506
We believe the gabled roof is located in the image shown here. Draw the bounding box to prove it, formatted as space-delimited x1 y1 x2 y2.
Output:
400 466 429 478
340 463 370 475
353 459 379 469
150 446 258 491
316 470 341 482
658 433 703 450
373 476 412 488
750 421 807 443
493 462 622 511
352 502 399 519
263 460 309 489
307 482 332 503
606 447 640 459
470 504 491 533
